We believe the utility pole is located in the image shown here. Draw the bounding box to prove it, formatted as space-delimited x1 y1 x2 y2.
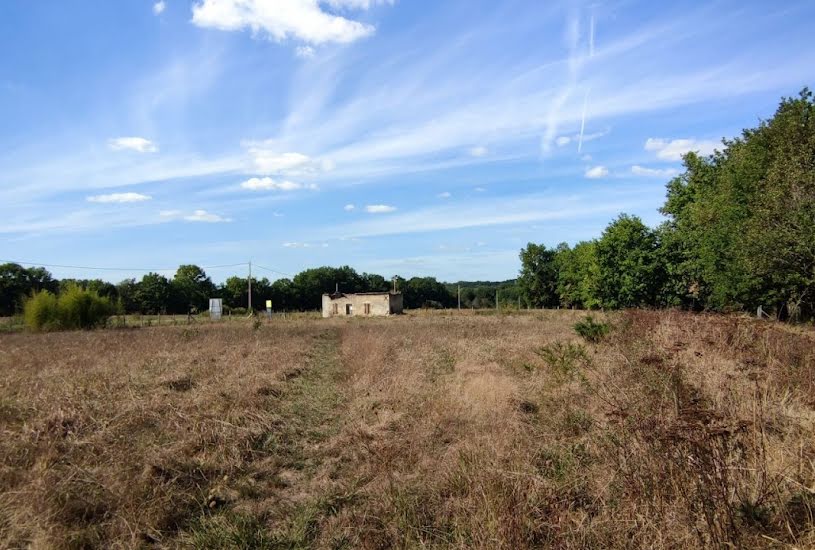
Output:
495 289 499 312
457 285 461 310
247 261 253 314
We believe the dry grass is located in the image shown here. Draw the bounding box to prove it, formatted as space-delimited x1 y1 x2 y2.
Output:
1 310 813 548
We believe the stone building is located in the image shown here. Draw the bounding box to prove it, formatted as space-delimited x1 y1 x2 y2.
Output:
321 291 403 318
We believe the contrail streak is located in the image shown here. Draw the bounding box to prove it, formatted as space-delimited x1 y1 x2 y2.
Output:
589 15 595 57
578 88 589 153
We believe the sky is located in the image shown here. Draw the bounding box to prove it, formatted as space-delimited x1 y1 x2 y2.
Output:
1 0 814 283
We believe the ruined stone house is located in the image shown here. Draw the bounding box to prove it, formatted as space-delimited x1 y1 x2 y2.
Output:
321 291 403 318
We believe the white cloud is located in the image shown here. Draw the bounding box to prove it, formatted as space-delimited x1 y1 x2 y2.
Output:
581 154 592 162
108 137 158 153
159 209 182 217
365 204 396 213
283 241 328 248
585 165 609 179
631 165 680 177
343 203 355 211
555 136 571 146
644 138 718 161
437 191 451 198
244 144 332 176
184 209 231 223
153 1 166 15
240 176 318 191
191 0 382 45
474 186 486 192
87 192 152 203
469 145 488 157
295 45 315 58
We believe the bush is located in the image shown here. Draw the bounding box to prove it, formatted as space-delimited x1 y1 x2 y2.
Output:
23 291 60 331
573 315 610 343
24 286 116 331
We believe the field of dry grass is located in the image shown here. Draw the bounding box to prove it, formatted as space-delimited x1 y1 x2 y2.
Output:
1 310 813 548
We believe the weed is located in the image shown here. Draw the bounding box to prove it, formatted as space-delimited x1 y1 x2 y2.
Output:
535 341 589 380
573 315 610 342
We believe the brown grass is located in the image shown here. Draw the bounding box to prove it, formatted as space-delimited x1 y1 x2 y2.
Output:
0 310 813 548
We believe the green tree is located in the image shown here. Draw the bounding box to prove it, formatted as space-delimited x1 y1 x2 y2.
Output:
518 243 559 308
135 273 171 314
401 277 454 308
660 89 815 318
116 279 139 313
0 263 58 316
220 276 248 310
595 214 662 308
555 241 601 309
172 265 215 313
0 263 30 316
292 266 365 310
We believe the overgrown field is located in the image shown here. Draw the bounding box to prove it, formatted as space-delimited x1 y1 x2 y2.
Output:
1 311 813 548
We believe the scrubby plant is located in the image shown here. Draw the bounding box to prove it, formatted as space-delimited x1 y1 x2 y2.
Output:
536 341 589 380
23 285 115 331
57 285 115 330
23 290 60 331
573 315 610 343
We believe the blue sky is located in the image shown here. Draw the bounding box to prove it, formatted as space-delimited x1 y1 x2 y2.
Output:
2 0 814 283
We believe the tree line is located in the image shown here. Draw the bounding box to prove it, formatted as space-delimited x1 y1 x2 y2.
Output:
0 262 512 316
518 89 815 320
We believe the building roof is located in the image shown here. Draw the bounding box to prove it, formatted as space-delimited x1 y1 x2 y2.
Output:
323 291 401 299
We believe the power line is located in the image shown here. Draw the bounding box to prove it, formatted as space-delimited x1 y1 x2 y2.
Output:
0 259 248 273
253 263 291 277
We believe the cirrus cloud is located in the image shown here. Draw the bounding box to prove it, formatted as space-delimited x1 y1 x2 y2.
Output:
365 204 396 213
644 137 719 161
243 143 334 176
108 137 158 153
87 192 152 203
240 177 318 191
631 165 680 177
184 209 231 223
468 145 488 157
584 165 609 179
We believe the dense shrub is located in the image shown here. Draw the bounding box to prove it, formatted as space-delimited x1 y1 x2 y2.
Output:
24 285 115 331
23 290 60 331
573 315 610 343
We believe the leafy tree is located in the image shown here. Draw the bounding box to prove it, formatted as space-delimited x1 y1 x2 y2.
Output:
0 263 30 316
361 273 389 292
401 277 454 309
135 272 172 314
292 266 365 310
116 279 139 313
595 214 663 308
172 265 215 313
555 241 601 309
0 263 58 316
661 89 815 318
518 243 559 308
270 278 295 311
221 276 248 310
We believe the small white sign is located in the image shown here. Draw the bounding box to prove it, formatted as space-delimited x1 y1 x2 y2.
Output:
209 298 223 320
